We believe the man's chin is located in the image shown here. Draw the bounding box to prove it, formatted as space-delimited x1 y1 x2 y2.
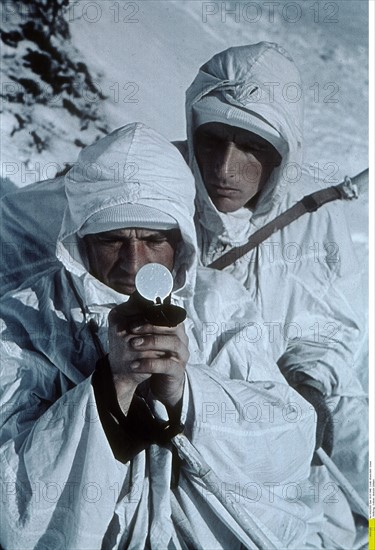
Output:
211 196 244 213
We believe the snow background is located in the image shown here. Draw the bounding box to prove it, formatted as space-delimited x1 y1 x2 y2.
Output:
1 1 369 183
72 0 369 178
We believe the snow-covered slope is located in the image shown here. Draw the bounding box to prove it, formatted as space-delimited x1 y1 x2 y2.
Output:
68 0 368 179
1 0 368 187
0 0 111 192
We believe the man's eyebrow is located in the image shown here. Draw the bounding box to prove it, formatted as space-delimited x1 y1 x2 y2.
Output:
96 230 171 239
140 232 170 238
93 232 122 238
198 128 270 147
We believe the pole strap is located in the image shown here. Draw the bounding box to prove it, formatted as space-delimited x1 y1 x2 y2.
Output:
208 177 358 271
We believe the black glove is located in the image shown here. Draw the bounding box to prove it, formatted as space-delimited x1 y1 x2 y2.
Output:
92 356 184 463
295 384 334 465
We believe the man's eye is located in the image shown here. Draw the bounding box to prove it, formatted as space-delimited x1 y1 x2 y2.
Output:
97 238 121 246
144 238 167 245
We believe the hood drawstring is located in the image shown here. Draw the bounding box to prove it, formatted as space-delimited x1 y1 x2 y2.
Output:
65 269 106 359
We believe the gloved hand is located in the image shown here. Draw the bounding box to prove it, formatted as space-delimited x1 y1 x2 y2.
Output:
295 384 334 465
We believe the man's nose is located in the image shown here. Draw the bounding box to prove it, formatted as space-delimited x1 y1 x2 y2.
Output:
119 242 144 274
214 142 238 181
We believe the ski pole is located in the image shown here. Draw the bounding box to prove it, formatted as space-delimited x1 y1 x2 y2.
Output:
172 433 283 550
315 448 368 518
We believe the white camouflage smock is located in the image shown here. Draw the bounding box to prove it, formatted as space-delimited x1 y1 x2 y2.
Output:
182 42 367 509
0 124 322 549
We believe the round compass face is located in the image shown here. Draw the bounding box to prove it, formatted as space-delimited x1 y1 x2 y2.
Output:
135 263 174 302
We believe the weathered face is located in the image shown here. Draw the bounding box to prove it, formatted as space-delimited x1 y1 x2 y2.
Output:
84 228 180 295
194 122 282 213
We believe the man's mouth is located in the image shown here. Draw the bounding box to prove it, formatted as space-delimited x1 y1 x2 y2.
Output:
111 281 136 295
210 185 240 197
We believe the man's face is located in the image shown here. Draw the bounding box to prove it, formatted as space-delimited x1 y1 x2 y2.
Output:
84 228 180 295
194 122 282 213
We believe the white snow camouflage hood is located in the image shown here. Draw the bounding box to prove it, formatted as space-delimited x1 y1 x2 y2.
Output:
57 123 197 303
185 42 304 241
